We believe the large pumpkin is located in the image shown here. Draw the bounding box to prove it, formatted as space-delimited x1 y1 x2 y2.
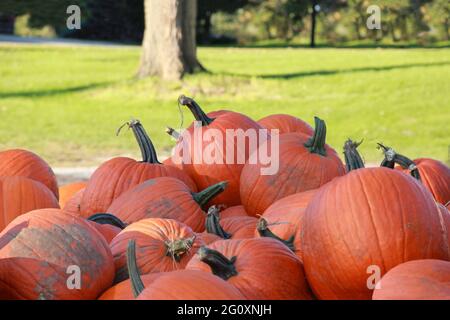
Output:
0 149 59 199
110 218 204 283
172 95 269 207
240 117 345 216
302 165 449 300
186 238 313 300
257 114 314 136
80 119 197 217
0 209 114 300
372 259 450 300
0 176 59 231
107 177 227 232
59 181 87 208
204 206 257 240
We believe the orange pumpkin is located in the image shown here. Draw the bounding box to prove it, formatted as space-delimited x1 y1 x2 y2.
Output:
87 213 127 244
59 181 87 208
63 188 85 216
258 114 314 136
204 206 257 240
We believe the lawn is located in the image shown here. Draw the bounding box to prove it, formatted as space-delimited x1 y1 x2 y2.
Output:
0 43 449 167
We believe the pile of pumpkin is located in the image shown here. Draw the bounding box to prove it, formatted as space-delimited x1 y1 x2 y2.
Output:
0 95 449 300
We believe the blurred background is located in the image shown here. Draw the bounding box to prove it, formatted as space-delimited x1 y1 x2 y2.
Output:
0 0 448 172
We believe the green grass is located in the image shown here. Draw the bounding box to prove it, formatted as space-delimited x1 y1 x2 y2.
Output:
0 43 449 167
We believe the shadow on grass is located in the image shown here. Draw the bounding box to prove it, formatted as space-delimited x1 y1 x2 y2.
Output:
216 61 450 80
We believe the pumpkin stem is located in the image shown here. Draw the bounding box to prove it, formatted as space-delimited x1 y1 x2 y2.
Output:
178 95 215 126
378 143 421 181
165 235 197 262
343 139 365 172
192 181 228 209
256 218 295 251
87 213 127 229
304 117 327 156
117 119 161 164
166 126 180 140
197 246 238 280
205 206 232 239
126 240 145 298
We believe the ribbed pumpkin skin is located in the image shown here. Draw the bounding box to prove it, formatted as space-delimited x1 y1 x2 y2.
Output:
0 176 60 231
302 167 450 300
200 232 222 245
258 114 314 136
110 218 204 283
220 205 248 218
136 270 245 300
240 132 345 216
397 158 450 205
186 238 313 300
59 182 87 208
0 149 59 199
88 221 122 244
0 209 114 300
256 189 317 262
63 188 84 216
107 178 210 232
220 216 257 239
79 157 197 217
173 111 267 207
437 203 450 249
99 273 161 300
372 259 450 300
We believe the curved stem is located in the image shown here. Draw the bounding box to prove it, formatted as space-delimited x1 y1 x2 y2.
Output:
192 181 228 209
165 235 196 262
87 213 127 229
205 206 232 239
197 246 238 280
378 143 421 181
343 139 365 172
256 218 295 252
304 116 327 156
178 95 214 126
126 240 145 298
117 119 160 164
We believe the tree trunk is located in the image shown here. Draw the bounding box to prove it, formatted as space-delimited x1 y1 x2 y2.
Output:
137 0 204 80
310 1 317 48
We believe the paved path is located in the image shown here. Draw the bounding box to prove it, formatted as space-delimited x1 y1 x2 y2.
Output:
0 34 137 47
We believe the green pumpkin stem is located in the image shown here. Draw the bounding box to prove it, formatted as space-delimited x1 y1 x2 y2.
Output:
205 206 232 239
304 116 327 156
165 235 197 262
87 213 127 229
197 246 238 280
126 240 145 298
192 181 228 209
343 139 365 172
378 143 421 181
117 119 161 164
178 95 215 126
256 218 295 252
166 126 180 140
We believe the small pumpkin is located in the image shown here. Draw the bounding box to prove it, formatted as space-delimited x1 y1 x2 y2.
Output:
257 114 314 136
107 177 227 232
0 149 59 198
87 213 127 244
204 206 257 240
59 181 87 208
372 259 450 300
63 188 85 216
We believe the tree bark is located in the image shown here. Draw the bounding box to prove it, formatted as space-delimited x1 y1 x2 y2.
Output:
137 0 204 80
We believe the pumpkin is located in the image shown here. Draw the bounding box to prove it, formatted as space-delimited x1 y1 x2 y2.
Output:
0 209 114 300
87 213 127 244
257 114 314 136
99 273 161 300
437 203 450 250
126 240 245 300
372 259 450 300
0 149 59 199
63 188 84 216
255 189 317 262
219 205 248 218
240 117 345 216
107 177 227 232
110 218 204 283
199 232 222 245
80 119 197 217
447 201 450 211
379 144 450 205
302 142 449 300
59 181 87 208
204 205 257 240
0 176 59 231
173 95 269 207
186 238 313 300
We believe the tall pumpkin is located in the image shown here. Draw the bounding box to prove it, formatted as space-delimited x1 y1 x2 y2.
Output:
0 209 114 300
258 114 314 136
0 149 59 199
0 176 59 231
80 119 196 217
240 117 345 216
302 142 449 300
